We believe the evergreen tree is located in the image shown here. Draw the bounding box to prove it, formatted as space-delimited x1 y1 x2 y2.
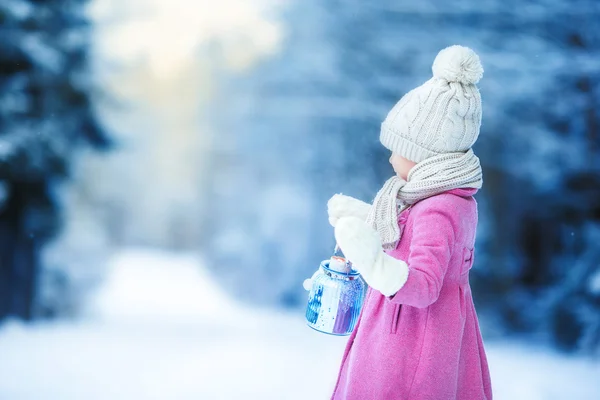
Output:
0 0 108 320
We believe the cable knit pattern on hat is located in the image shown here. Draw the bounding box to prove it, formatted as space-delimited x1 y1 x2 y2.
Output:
380 45 483 163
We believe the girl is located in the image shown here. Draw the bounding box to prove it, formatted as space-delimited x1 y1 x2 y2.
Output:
326 46 492 399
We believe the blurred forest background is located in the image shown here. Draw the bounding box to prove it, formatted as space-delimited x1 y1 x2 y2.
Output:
1 0 599 359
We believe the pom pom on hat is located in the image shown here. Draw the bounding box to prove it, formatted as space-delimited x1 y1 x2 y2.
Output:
432 45 483 85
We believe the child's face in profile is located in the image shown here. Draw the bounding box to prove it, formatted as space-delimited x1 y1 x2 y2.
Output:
389 152 417 180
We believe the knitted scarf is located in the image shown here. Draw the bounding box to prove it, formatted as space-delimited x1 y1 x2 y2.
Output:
365 149 482 250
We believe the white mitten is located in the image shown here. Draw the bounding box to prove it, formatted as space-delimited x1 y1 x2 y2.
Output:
334 217 409 297
302 270 320 291
327 194 371 227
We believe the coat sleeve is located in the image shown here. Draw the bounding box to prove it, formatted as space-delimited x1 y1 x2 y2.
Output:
387 202 456 308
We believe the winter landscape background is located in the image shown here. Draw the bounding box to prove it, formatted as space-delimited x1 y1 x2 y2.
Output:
1 0 599 399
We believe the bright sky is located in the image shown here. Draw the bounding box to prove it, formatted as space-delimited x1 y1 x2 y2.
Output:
58 0 287 249
89 0 284 77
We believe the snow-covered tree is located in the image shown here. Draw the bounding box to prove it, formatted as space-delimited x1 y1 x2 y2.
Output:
0 0 108 320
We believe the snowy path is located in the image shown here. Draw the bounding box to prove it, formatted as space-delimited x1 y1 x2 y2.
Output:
0 249 598 399
0 316 344 400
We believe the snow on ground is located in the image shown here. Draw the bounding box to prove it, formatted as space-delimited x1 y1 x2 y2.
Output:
0 249 598 400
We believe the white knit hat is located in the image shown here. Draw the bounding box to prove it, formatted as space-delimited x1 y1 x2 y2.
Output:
380 45 484 163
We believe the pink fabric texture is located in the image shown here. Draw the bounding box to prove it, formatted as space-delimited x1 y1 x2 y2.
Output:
331 188 492 400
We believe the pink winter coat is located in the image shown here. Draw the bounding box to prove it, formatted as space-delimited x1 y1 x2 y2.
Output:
331 188 492 400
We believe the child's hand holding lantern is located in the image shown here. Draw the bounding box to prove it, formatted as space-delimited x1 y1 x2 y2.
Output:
334 216 409 297
327 194 371 227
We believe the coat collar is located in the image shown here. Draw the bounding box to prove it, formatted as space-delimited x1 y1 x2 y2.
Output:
445 187 478 197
